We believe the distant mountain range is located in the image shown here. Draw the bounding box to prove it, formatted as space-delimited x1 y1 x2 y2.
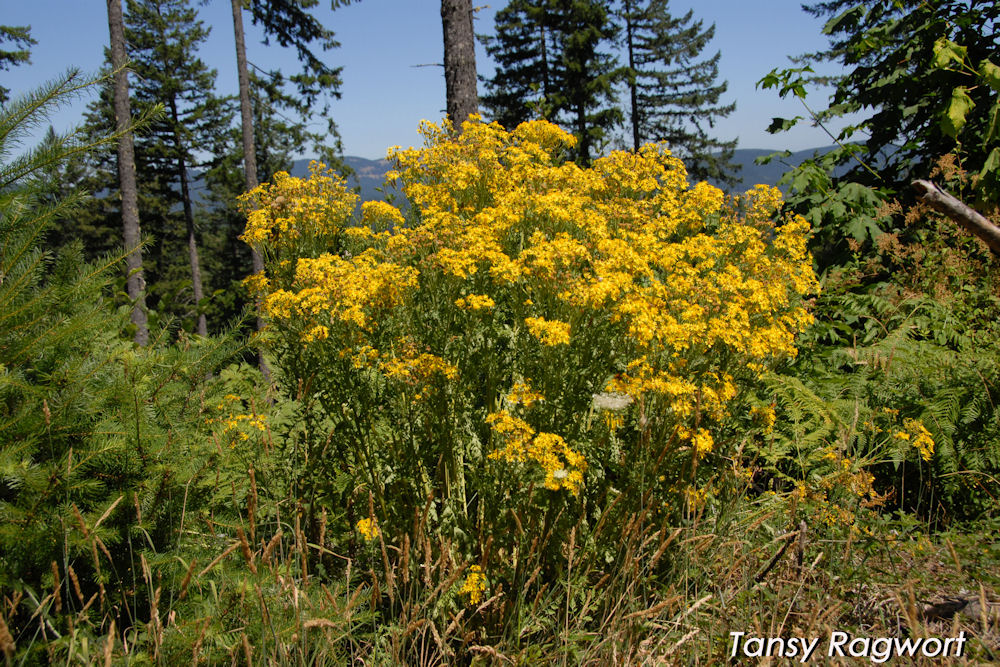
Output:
283 145 843 204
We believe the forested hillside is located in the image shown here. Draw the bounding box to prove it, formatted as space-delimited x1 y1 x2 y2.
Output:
1 1 998 663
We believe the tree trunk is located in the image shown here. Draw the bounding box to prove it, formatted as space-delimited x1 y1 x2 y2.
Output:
232 0 271 377
913 179 1000 256
441 0 479 128
106 0 149 346
169 98 208 336
540 21 549 109
576 100 589 165
180 159 207 336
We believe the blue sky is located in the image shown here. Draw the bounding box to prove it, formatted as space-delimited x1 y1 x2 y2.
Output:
4 0 850 160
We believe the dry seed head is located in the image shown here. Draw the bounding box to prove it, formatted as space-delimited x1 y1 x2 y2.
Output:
68 565 84 604
50 561 62 613
241 634 252 666
178 559 197 601
103 619 115 667
263 529 283 565
0 610 14 659
401 533 411 585
236 526 257 575
199 540 240 577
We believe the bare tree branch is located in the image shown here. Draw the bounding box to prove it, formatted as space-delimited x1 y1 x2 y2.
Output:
912 179 1000 256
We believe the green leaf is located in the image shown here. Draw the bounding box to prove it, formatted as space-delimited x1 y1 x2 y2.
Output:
823 6 864 36
980 147 1000 180
754 150 792 166
986 101 1000 144
979 59 1000 92
932 37 967 69
766 117 802 134
757 70 780 90
844 214 882 243
941 86 975 138
756 66 813 99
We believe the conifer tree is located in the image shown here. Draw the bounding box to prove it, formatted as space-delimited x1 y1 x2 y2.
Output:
553 0 622 164
230 0 354 201
243 0 353 162
37 127 117 256
619 0 738 185
106 0 150 344
0 25 35 105
481 0 558 128
125 0 232 336
482 0 621 164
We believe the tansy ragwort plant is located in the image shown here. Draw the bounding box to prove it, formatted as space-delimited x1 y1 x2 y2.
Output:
239 117 818 637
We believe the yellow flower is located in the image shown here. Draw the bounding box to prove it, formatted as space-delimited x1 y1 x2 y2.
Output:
603 412 624 431
750 404 776 434
689 429 714 458
455 294 495 310
238 117 821 510
242 271 270 296
361 200 405 229
902 418 934 461
381 350 459 386
301 325 329 342
525 317 571 346
356 518 379 542
459 565 486 605
506 380 544 408
238 162 357 251
677 426 714 458
487 414 586 494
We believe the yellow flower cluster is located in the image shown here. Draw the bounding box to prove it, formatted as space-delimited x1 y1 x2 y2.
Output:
206 394 267 446
750 404 777 434
505 380 544 408
895 418 935 461
381 344 459 401
486 412 586 494
302 324 329 342
459 565 486 605
356 518 379 542
340 344 380 369
607 360 736 421
239 161 357 250
361 199 406 229
455 294 495 310
264 250 419 330
524 316 571 346
678 426 715 458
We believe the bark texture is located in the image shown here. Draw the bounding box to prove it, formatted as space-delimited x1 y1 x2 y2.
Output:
232 0 270 376
441 0 479 128
107 0 149 345
913 179 1000 256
